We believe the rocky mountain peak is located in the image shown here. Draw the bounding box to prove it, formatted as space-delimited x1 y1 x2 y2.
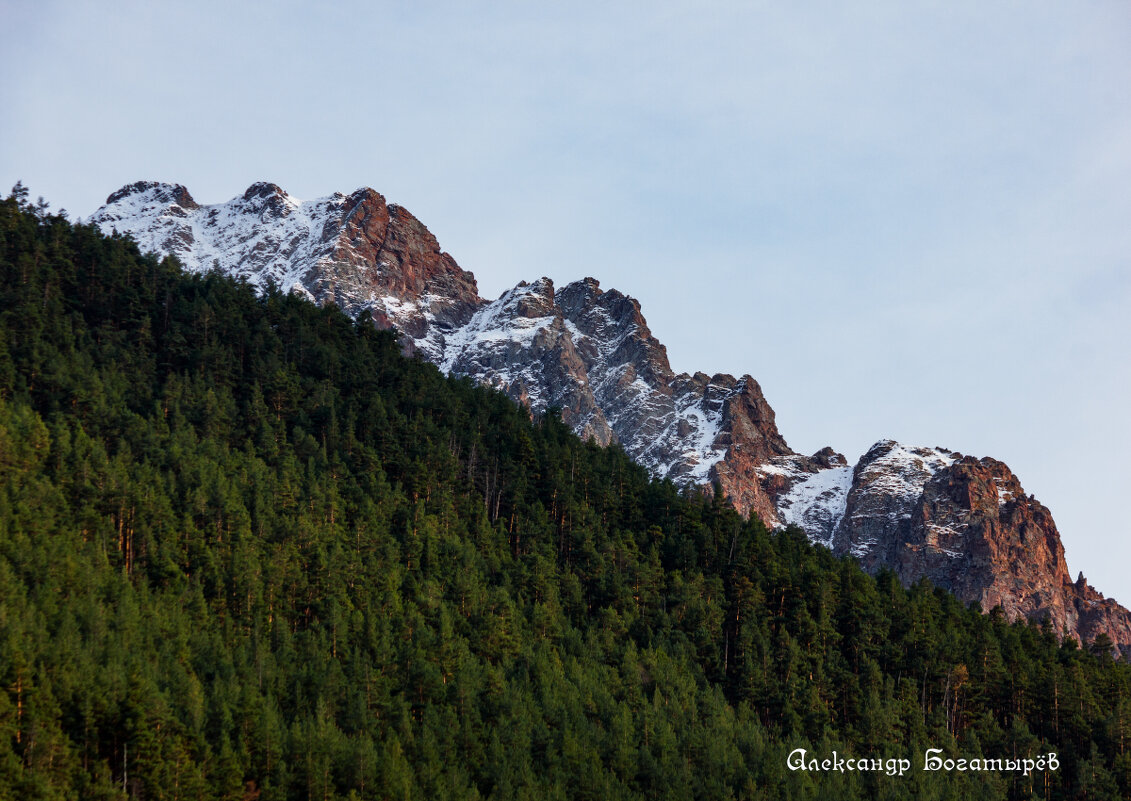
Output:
241 181 287 201
88 182 482 360
554 277 603 322
510 278 557 318
105 180 198 210
236 182 296 220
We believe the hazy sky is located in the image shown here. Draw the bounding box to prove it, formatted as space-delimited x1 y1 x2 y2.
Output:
3 1 1129 602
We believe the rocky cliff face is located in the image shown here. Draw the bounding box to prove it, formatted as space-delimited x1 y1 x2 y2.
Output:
90 182 793 503
90 181 1131 655
772 440 1131 656
90 181 481 359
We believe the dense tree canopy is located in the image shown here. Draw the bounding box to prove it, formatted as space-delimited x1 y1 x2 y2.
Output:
1 189 1129 799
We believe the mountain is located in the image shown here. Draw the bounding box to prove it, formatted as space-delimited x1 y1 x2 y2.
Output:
89 180 1131 654
89 181 793 517
13 188 1131 799
767 440 1131 651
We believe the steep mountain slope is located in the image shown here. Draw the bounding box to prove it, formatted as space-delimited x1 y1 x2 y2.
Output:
89 182 794 518
90 181 1131 653
90 180 481 359
13 191 1131 800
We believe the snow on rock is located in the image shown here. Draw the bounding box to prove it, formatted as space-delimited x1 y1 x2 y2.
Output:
89 181 483 360
437 278 606 437
440 280 560 377
91 181 345 293
832 439 959 567
993 476 1015 506
853 440 957 515
764 455 854 547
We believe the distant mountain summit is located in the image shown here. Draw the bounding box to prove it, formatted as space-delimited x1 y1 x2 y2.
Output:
90 181 1131 654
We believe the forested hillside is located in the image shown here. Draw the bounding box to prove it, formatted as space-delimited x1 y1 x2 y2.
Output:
1 186 1129 800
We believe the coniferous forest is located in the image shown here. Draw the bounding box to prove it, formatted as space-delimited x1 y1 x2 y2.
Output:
2 186 1130 800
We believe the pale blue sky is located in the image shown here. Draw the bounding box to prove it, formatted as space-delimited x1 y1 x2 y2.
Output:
3 1 1130 602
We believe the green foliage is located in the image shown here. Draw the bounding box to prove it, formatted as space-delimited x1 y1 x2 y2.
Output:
1 189 1129 799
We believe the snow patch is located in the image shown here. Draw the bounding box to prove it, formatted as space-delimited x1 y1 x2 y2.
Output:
993 477 1014 506
89 184 351 298
857 440 958 521
765 457 854 547
438 284 559 376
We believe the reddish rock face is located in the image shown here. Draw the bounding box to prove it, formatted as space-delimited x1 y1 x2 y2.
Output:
226 185 477 355
91 180 1131 658
708 375 794 523
331 190 477 309
898 458 1131 655
804 443 1131 657
327 190 481 350
903 458 1072 623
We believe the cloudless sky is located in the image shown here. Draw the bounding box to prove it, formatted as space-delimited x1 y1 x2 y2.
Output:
3 1 1130 602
